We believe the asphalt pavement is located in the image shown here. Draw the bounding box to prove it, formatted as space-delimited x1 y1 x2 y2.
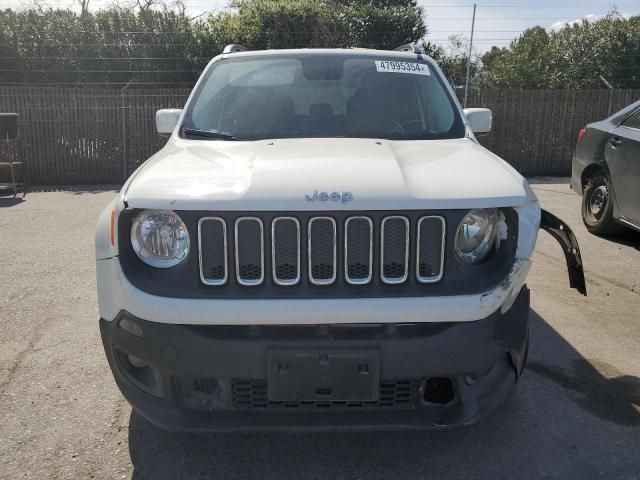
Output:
0 180 638 480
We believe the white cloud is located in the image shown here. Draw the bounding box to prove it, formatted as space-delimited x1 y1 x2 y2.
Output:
550 11 632 31
550 14 602 31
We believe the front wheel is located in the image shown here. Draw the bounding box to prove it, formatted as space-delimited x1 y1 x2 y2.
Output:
581 174 622 235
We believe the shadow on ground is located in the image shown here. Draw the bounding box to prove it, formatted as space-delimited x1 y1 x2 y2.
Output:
598 229 640 251
0 197 24 207
127 310 639 480
527 177 571 185
27 185 122 194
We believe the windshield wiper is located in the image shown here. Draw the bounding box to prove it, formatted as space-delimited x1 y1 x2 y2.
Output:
181 128 249 141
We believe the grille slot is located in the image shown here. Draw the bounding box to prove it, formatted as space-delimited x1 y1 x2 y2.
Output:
381 216 410 284
308 217 337 285
198 217 228 285
272 217 300 285
231 379 417 410
235 217 264 286
417 216 446 283
344 216 373 285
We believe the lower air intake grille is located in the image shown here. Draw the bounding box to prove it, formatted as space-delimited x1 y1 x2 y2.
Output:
231 379 417 410
174 377 224 410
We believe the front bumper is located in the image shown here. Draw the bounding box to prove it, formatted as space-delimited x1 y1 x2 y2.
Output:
96 254 532 325
100 287 530 432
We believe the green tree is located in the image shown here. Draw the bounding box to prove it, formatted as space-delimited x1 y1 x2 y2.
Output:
437 35 480 87
0 0 428 85
480 13 640 88
479 26 550 88
209 0 426 51
0 7 213 84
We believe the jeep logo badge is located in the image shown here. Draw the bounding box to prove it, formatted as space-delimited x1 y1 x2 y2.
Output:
305 190 353 203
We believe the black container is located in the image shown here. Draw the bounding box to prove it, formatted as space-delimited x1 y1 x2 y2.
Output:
0 113 18 140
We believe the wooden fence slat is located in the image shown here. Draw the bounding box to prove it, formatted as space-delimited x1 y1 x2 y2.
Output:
0 86 638 184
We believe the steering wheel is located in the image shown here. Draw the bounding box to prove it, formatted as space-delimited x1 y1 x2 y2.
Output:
348 118 405 134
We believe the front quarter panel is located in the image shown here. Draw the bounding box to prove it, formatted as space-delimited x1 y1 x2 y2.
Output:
96 196 121 260
572 121 615 195
497 184 540 313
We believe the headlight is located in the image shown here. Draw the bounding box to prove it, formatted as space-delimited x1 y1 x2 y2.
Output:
131 210 190 268
455 208 498 264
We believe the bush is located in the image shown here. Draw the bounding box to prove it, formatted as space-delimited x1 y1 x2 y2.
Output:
0 0 426 85
480 13 640 88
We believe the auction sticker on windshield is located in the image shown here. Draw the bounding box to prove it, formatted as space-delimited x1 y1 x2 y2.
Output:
374 60 430 76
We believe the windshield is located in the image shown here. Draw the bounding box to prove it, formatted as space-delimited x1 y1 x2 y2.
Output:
181 53 465 141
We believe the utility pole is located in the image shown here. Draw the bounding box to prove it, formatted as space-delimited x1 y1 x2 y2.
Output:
599 75 614 116
120 79 134 182
463 2 477 108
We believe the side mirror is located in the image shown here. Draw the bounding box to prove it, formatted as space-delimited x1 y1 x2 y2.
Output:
155 109 182 136
463 108 492 135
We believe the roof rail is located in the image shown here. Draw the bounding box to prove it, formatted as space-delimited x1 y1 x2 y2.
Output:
223 44 249 54
394 44 423 54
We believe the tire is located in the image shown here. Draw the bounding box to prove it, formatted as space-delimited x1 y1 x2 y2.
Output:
581 173 622 235
513 330 530 378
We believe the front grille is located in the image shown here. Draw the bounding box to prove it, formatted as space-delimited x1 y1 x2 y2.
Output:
231 379 417 410
198 213 446 288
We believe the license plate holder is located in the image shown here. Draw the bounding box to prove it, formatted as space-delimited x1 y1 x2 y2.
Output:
267 350 380 402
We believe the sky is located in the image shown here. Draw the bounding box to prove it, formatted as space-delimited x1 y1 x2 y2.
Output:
421 0 640 53
1 0 640 55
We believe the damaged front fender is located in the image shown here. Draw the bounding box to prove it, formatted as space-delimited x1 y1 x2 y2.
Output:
540 209 587 296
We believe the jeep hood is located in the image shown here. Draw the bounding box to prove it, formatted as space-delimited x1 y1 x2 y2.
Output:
123 137 529 211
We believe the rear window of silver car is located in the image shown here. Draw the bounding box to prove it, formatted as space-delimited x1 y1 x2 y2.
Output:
182 53 465 141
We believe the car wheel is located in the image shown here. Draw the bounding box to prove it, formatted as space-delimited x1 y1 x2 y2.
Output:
581 174 622 235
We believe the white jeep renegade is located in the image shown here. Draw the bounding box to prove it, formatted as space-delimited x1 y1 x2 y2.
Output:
96 45 586 431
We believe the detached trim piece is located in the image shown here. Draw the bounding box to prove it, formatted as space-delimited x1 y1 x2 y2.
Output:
539 209 587 296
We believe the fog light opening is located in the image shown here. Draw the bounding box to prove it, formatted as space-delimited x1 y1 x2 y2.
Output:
114 348 163 397
423 377 455 405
